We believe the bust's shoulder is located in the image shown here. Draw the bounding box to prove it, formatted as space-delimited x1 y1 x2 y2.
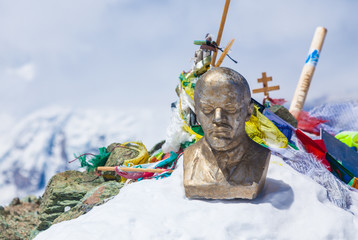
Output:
254 141 270 154
183 138 206 163
245 139 271 160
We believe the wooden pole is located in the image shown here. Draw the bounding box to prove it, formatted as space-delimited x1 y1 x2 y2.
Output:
97 166 173 173
211 0 231 66
289 26 327 119
215 38 235 67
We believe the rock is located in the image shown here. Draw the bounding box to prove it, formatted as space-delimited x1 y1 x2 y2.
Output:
21 195 41 204
29 229 41 240
36 219 53 231
106 143 140 166
10 197 20 206
269 105 298 128
42 205 64 214
36 170 105 232
39 212 62 223
53 181 123 224
0 197 41 240
10 142 137 239
103 143 140 181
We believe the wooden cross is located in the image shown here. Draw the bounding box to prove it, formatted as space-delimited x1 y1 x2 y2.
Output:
252 72 280 97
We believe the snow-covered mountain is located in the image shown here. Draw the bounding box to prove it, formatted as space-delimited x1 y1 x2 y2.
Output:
0 107 166 205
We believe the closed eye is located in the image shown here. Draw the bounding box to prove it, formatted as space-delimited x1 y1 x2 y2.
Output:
201 103 214 114
202 107 214 114
223 104 240 114
224 107 238 114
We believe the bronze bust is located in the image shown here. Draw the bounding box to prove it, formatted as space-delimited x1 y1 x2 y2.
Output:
183 67 271 199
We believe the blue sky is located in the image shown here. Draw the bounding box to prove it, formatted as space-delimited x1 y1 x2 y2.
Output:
1 0 357 118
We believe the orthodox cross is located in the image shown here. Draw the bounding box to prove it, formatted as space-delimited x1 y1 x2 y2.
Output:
252 72 280 98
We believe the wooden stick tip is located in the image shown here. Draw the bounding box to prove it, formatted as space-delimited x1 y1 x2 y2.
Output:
316 26 327 34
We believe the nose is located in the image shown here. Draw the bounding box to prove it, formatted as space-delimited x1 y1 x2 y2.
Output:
213 108 224 124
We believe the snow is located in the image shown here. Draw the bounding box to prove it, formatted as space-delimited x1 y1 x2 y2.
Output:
35 155 358 240
0 107 167 205
0 113 15 155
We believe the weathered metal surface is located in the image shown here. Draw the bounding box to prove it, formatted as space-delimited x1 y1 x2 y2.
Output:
184 67 271 199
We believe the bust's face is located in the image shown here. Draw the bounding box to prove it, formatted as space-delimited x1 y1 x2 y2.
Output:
195 69 251 151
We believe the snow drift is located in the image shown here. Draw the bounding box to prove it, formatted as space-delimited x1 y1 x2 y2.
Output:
35 155 358 240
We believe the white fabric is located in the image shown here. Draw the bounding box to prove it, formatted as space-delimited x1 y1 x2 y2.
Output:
162 103 193 153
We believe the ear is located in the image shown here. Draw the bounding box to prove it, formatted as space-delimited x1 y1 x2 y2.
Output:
245 102 254 122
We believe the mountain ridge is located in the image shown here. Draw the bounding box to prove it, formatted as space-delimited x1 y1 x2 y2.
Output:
0 106 164 205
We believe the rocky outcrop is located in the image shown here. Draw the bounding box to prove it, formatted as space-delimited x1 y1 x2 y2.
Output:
0 141 152 239
53 181 123 224
35 170 106 232
102 143 140 181
0 196 41 240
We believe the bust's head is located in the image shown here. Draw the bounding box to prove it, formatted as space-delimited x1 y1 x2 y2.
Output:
195 67 253 151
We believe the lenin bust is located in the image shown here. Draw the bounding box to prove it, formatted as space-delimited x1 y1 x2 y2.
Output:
183 67 271 199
